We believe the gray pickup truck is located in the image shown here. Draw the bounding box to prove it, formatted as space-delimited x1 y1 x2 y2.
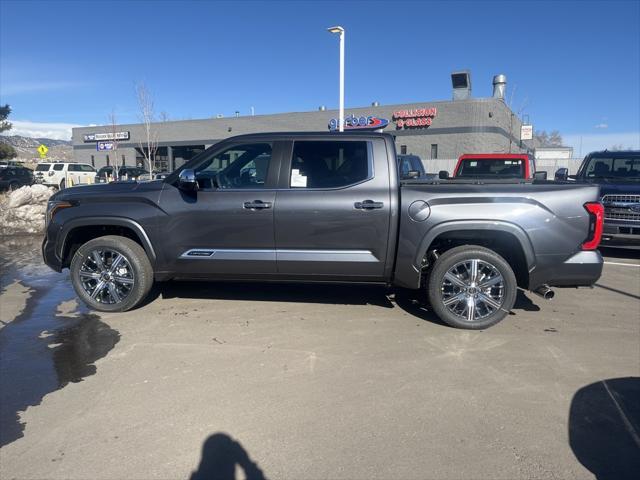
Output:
43 132 604 329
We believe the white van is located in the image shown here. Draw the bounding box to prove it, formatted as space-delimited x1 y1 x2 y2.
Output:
34 162 97 189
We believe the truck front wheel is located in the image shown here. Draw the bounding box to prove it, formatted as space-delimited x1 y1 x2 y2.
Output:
426 245 517 329
70 235 154 312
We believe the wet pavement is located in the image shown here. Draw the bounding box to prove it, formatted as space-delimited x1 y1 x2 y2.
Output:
0 236 119 446
0 237 638 479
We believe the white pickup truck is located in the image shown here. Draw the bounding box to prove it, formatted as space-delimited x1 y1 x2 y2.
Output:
34 162 96 189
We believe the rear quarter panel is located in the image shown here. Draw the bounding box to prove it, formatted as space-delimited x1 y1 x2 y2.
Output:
394 182 601 289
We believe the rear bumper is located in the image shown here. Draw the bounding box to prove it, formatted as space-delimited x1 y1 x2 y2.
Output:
529 250 603 290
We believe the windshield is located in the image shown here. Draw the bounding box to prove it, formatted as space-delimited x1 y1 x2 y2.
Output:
35 164 51 171
582 156 640 180
457 158 524 178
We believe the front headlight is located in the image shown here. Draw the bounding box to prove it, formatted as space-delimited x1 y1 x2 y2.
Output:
46 200 73 225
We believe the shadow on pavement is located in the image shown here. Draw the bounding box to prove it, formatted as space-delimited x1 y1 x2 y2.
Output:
190 433 267 480
594 283 640 300
569 377 640 480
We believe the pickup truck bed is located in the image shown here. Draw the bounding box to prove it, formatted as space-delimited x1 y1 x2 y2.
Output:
43 132 603 329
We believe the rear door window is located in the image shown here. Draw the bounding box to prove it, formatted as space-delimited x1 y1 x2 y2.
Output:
289 141 371 188
53 164 65 171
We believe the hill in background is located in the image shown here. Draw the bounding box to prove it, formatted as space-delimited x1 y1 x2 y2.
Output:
0 135 73 163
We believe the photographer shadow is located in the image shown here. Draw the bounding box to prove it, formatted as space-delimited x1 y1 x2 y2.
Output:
190 433 267 480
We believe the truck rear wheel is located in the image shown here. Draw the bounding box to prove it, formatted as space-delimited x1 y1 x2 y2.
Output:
70 235 153 312
426 245 517 329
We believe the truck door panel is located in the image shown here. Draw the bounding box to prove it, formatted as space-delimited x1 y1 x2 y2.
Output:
274 139 391 278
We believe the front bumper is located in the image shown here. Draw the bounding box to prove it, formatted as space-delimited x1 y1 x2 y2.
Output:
42 224 64 272
529 250 603 290
601 221 640 247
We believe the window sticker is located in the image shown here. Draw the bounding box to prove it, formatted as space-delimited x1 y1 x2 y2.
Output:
290 168 307 187
469 161 477 167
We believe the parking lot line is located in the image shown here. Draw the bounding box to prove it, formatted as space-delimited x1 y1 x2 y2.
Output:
604 261 640 267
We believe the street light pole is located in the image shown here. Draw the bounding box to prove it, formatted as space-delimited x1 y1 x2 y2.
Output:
327 25 345 132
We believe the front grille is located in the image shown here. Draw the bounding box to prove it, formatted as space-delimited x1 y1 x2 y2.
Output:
602 194 640 204
604 210 640 221
602 194 640 222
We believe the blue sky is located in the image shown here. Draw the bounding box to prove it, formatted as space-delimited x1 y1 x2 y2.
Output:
1 0 639 152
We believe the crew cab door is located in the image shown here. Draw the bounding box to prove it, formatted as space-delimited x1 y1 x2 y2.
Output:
158 141 284 275
274 138 392 279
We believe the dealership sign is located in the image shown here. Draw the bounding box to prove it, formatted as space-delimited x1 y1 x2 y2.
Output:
83 131 130 142
520 124 533 140
393 107 437 129
328 114 389 131
97 141 115 151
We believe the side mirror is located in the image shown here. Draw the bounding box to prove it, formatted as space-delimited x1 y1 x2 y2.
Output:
533 171 548 181
555 168 569 181
178 169 198 191
438 170 449 179
401 170 420 180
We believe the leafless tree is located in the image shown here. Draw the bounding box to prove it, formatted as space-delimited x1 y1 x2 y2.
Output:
136 82 158 176
534 130 564 147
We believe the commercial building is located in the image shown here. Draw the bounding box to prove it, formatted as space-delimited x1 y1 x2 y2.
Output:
71 72 530 171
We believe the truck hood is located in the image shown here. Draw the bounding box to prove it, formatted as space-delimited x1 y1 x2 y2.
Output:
52 180 164 201
592 182 640 198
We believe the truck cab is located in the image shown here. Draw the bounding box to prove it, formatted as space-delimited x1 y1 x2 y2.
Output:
453 154 536 179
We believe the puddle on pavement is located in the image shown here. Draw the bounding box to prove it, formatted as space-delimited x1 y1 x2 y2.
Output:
0 236 120 447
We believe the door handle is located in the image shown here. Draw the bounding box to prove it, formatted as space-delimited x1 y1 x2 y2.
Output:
243 200 272 210
354 200 384 210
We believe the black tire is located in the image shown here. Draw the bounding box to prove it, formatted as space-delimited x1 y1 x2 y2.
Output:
427 245 517 329
70 235 154 312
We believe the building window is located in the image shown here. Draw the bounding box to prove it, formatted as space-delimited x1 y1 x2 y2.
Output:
106 154 110 166
400 145 407 154
431 144 438 159
121 154 126 166
90 155 95 167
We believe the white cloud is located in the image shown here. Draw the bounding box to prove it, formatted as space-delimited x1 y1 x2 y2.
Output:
564 132 640 156
0 120 84 140
594 123 608 129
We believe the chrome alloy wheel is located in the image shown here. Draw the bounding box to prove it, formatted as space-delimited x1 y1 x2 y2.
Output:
440 259 505 322
79 249 135 304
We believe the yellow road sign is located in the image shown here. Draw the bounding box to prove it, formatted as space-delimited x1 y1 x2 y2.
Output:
37 144 49 157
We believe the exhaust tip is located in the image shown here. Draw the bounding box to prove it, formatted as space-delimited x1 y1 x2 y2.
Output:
534 286 555 300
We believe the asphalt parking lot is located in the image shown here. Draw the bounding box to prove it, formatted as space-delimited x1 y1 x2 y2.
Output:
1 236 638 480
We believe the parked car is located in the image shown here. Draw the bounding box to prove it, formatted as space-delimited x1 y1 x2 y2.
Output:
453 153 539 179
0 160 26 168
95 165 149 183
0 166 34 191
43 132 603 329
34 162 96 189
556 150 640 247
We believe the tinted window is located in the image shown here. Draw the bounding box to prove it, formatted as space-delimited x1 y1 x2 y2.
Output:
583 157 640 179
68 164 79 172
53 164 64 171
79 164 95 172
290 141 370 188
35 164 51 171
457 158 524 178
193 143 272 189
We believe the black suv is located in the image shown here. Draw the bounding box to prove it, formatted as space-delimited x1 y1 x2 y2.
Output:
95 165 148 183
556 150 640 247
0 166 34 191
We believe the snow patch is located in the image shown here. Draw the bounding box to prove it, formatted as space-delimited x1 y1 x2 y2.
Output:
0 185 56 236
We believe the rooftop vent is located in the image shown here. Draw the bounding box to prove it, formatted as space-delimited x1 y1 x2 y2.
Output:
451 70 472 101
492 74 507 100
